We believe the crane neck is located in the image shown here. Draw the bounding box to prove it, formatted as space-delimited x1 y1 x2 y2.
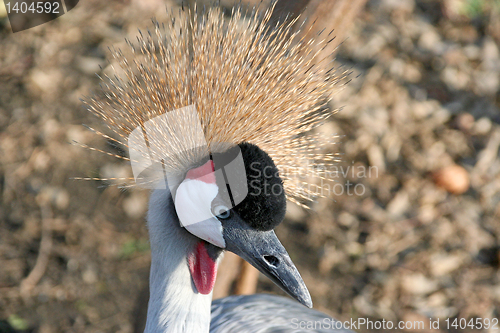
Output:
144 189 213 333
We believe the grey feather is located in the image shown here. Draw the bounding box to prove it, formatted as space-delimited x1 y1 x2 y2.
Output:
210 294 354 333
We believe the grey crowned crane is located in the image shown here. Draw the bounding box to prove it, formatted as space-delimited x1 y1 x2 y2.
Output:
82 4 353 333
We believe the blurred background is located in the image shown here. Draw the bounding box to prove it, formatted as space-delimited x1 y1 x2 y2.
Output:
1 0 500 332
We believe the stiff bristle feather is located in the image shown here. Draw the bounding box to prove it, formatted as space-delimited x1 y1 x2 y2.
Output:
83 4 345 206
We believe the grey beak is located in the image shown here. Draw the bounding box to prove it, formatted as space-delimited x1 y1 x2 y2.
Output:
222 214 313 308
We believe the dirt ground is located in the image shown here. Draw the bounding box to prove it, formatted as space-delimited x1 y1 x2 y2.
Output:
1 0 500 332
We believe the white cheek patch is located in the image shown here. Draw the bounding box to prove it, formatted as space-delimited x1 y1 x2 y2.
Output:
174 178 226 248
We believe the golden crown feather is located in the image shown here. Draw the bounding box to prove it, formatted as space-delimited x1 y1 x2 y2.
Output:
82 3 346 207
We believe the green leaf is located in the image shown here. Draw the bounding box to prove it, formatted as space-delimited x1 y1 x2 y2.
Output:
7 314 29 331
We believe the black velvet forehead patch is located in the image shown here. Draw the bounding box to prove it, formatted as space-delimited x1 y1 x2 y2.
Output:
233 142 286 231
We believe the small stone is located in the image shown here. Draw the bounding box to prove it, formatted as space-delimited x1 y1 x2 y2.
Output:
76 56 105 75
55 189 70 210
418 29 443 54
367 144 386 174
36 186 70 209
441 67 470 91
474 71 499 96
389 58 405 78
381 0 415 12
402 274 438 295
444 48 467 66
100 163 131 184
403 62 422 82
123 191 148 219
337 212 357 228
473 117 492 135
29 69 62 97
67 259 79 272
430 253 464 276
455 113 474 132
427 291 448 309
387 190 409 217
285 202 306 222
482 37 500 70
43 119 63 141
319 244 345 274
63 27 82 44
82 267 98 284
418 204 436 224
33 150 51 171
411 100 437 119
346 242 363 256
66 125 93 145
463 44 481 60
432 164 470 194
442 0 467 19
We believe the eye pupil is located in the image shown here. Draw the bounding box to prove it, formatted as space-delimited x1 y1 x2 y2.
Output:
213 204 230 219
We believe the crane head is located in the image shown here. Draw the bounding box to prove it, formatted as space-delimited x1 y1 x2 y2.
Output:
174 143 312 307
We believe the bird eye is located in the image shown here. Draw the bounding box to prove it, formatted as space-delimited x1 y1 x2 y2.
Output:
212 204 231 219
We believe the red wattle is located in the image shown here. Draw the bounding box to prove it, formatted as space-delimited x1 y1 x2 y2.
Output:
188 241 217 294
185 160 216 184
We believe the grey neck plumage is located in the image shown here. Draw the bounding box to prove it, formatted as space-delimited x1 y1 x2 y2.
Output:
144 189 214 333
